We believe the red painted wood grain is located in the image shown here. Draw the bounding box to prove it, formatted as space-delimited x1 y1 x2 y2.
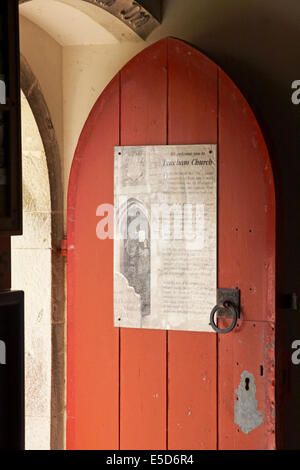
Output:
218 69 275 449
119 39 168 450
167 38 218 450
67 76 120 449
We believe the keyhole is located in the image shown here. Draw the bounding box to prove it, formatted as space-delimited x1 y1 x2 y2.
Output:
245 377 250 391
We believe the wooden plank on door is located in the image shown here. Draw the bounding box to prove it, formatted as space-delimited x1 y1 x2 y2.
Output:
218 320 275 450
218 69 275 449
167 38 218 450
119 39 168 450
218 70 275 324
67 76 120 449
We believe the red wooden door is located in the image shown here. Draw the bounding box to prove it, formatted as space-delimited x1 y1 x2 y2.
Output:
67 38 275 450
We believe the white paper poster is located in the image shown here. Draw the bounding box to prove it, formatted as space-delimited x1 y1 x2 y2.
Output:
114 144 217 332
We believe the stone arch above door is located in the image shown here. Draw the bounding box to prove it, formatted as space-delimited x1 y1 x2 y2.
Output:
19 0 161 40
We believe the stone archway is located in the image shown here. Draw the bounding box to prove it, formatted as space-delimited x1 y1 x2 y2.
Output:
13 55 65 450
12 90 52 450
18 0 161 40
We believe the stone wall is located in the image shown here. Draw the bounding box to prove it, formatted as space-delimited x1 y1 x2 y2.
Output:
11 92 51 450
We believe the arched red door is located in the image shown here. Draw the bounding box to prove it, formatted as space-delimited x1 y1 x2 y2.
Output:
67 38 275 450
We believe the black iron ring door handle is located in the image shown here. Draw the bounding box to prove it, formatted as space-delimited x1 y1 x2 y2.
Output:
209 286 241 334
209 301 238 333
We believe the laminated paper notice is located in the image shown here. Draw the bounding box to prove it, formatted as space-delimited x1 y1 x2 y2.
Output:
114 145 217 332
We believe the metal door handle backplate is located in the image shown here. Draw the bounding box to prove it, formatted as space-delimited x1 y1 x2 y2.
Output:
209 288 240 334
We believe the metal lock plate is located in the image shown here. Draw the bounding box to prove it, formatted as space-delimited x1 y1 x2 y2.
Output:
216 288 240 318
